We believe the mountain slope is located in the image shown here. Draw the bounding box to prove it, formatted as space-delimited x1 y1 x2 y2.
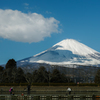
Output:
17 39 100 67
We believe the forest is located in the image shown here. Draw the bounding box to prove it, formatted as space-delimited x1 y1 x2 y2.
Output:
0 58 100 84
0 59 71 84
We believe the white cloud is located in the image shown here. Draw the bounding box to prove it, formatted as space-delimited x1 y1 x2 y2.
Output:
46 11 52 14
24 3 29 6
24 3 29 9
0 9 61 43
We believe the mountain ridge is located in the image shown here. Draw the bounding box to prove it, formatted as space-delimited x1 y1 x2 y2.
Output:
17 39 100 67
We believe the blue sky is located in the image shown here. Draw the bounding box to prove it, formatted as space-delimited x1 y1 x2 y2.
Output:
0 0 100 65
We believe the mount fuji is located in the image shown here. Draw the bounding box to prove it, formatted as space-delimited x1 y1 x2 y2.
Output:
17 39 100 67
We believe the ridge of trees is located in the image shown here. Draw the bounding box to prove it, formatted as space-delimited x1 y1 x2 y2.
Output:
1 58 100 84
0 59 71 84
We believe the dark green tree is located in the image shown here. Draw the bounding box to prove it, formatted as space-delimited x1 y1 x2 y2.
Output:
0 66 4 72
2 59 17 83
50 69 67 83
95 69 100 83
0 66 4 82
16 67 26 83
24 72 32 84
5 59 16 69
33 66 49 83
32 70 38 82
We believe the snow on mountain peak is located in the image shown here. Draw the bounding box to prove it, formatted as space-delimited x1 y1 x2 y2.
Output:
18 38 100 67
53 39 97 56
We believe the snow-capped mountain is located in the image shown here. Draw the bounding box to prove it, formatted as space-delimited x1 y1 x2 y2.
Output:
17 39 100 67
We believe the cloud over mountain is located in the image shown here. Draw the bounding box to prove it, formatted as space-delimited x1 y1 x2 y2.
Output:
0 9 61 43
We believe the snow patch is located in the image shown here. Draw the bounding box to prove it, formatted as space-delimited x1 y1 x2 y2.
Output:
19 39 100 67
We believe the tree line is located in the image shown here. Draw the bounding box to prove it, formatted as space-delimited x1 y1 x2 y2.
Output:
0 59 71 84
1 58 100 84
